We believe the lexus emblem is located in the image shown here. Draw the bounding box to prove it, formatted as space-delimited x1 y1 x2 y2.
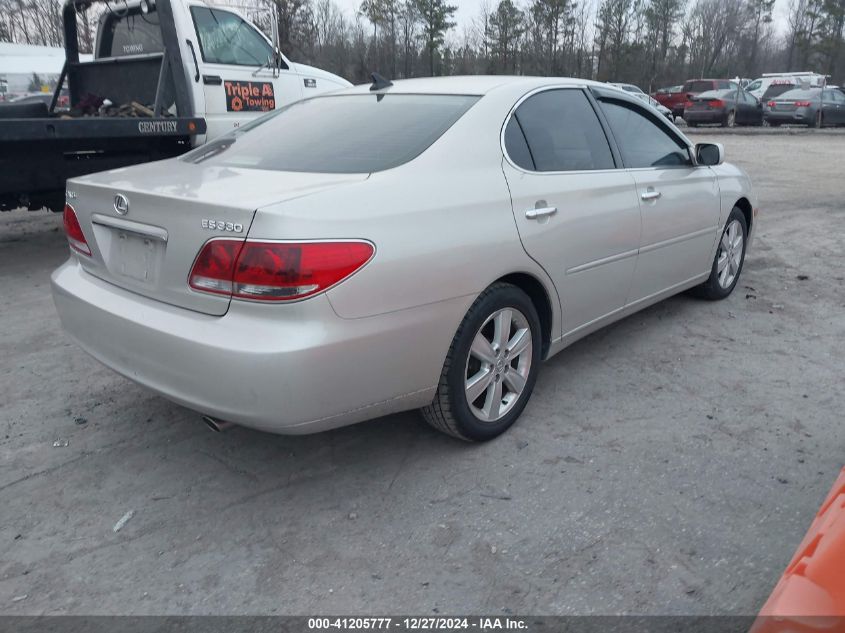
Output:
114 194 130 216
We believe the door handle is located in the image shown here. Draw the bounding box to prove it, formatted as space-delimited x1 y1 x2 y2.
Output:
525 206 557 220
203 75 223 85
641 190 662 201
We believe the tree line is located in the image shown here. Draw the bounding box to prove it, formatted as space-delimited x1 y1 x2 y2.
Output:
2 0 844 90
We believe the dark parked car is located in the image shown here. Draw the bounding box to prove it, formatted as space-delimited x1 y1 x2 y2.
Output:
684 89 763 127
670 79 740 119
764 88 845 127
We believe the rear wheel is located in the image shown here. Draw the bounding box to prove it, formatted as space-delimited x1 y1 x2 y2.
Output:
814 111 823 128
723 110 736 128
421 283 542 441
691 207 748 300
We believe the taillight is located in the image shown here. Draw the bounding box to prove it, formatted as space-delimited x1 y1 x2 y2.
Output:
189 240 374 302
188 239 243 296
684 101 693 109
62 203 91 256
707 99 725 108
767 101 776 107
793 101 811 107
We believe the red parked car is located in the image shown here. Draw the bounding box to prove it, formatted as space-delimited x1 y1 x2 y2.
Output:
653 79 740 119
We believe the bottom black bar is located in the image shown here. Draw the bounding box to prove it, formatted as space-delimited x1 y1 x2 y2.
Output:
0 615 829 633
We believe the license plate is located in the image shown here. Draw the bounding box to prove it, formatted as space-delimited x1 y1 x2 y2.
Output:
116 231 161 284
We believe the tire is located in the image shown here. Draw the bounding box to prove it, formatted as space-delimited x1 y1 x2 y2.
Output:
814 111 823 128
723 110 736 128
421 282 542 441
768 121 780 127
687 121 698 128
691 207 748 300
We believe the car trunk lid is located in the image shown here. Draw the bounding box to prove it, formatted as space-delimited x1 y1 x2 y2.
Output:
67 160 368 315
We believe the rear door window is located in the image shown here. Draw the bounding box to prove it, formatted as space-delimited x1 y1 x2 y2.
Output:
191 7 272 66
599 100 691 168
503 118 534 170
98 9 163 57
505 89 614 172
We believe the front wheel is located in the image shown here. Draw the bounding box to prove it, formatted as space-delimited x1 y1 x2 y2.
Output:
421 283 542 441
691 207 748 300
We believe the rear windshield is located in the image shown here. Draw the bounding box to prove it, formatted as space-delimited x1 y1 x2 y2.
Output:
685 80 737 93
98 8 163 58
183 94 479 173
762 84 797 99
696 89 734 99
685 81 715 93
616 84 644 94
777 89 820 100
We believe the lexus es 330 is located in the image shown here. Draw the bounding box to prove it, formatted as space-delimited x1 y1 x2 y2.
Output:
52 76 757 441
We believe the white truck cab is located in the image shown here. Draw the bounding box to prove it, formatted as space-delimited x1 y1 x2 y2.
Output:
94 0 351 140
0 0 351 213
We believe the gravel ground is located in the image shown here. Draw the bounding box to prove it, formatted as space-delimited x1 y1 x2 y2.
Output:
1 132 843 616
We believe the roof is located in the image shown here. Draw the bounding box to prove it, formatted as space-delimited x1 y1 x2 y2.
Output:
0 43 94 77
0 43 65 58
343 75 597 96
0 55 65 77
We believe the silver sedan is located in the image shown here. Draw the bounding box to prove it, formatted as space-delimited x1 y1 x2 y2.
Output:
52 76 757 441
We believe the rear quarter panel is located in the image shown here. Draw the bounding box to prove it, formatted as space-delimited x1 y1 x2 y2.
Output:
245 86 561 332
710 162 758 248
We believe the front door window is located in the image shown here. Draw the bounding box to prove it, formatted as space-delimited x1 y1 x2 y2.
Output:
191 7 272 67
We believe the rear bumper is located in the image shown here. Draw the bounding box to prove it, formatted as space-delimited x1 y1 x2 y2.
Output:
51 259 469 434
683 110 725 124
764 111 812 124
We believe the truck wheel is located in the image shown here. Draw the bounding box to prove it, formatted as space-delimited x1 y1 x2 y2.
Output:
46 195 65 213
421 283 542 441
691 207 748 301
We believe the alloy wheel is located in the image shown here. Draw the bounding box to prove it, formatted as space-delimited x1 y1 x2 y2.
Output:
717 219 744 289
464 307 533 422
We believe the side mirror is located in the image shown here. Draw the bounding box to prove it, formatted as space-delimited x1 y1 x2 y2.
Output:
696 142 724 166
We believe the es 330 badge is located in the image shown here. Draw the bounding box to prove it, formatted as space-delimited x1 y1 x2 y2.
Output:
201 218 244 233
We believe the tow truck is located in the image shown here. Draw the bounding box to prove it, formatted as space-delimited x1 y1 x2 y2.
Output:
0 0 350 212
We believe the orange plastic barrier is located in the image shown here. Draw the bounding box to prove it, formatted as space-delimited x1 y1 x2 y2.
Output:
751 467 845 633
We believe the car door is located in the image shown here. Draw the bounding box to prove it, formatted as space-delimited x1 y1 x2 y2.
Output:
823 89 845 124
738 89 761 124
501 88 642 336
595 95 722 303
188 5 303 139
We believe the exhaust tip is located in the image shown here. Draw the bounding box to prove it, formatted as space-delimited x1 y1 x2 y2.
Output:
202 415 235 433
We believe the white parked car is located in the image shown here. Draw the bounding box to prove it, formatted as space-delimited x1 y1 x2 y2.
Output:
52 76 758 441
609 82 674 120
